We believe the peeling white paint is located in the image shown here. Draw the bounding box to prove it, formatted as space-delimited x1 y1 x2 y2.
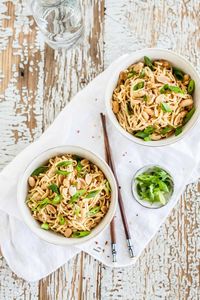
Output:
0 2 12 50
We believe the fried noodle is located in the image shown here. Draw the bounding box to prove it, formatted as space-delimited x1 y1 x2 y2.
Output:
112 59 194 140
27 155 111 238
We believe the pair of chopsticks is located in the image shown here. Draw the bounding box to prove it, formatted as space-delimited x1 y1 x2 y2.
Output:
100 113 134 262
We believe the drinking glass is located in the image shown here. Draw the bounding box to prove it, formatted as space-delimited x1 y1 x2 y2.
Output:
30 0 83 49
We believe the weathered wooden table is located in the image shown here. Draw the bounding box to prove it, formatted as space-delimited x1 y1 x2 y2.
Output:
0 1 199 299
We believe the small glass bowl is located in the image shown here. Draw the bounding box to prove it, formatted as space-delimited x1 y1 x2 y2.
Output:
131 164 174 209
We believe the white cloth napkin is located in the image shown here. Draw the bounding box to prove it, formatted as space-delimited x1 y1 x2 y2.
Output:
0 55 200 282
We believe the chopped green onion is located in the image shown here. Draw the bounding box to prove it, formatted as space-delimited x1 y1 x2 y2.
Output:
59 216 65 225
56 170 71 176
135 167 173 206
69 189 87 204
139 69 145 78
89 206 100 216
52 194 62 205
143 95 148 102
86 190 100 199
133 81 144 91
73 155 82 163
74 206 81 216
56 160 73 167
126 102 133 115
158 181 169 193
155 191 166 205
41 223 49 230
172 67 184 81
31 166 48 176
144 56 154 70
175 126 182 136
127 70 137 78
71 231 90 238
48 184 60 194
135 126 154 140
160 126 173 135
105 181 111 193
161 102 172 112
37 198 50 209
76 161 83 174
160 84 184 94
31 207 37 212
168 85 184 93
135 131 148 139
143 126 154 135
183 107 195 125
187 80 195 94
160 84 169 94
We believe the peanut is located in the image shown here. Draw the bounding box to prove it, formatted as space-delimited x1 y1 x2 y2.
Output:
180 99 193 107
151 133 162 140
112 101 119 113
41 183 47 190
63 228 72 238
142 111 149 121
174 110 187 126
28 176 36 187
163 61 170 68
183 80 189 86
69 186 77 196
62 188 68 197
144 107 154 116
160 60 170 68
183 74 190 82
117 71 127 85
85 173 92 185
133 62 144 73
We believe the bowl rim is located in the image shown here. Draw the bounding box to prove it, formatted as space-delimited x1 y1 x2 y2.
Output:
17 145 118 246
105 47 200 147
131 164 175 209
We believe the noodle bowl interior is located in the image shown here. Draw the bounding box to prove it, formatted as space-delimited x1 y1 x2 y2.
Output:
112 56 195 141
26 154 111 238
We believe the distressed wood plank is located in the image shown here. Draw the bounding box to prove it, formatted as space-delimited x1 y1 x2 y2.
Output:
38 0 105 299
0 252 39 300
0 0 43 299
0 0 44 168
99 184 199 300
101 1 200 299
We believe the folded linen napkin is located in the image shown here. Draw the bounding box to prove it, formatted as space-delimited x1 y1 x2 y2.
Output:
0 55 200 282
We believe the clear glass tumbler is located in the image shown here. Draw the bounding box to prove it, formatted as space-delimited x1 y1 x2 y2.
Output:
30 0 83 49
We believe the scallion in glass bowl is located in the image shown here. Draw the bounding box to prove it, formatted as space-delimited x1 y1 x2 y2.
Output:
132 165 174 208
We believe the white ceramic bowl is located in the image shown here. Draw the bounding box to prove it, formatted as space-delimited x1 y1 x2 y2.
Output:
105 48 200 146
17 145 118 246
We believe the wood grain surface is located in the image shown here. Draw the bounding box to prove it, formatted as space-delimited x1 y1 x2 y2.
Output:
0 0 199 299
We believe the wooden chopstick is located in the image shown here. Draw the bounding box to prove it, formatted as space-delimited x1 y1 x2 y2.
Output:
100 113 134 258
101 115 117 262
110 216 117 262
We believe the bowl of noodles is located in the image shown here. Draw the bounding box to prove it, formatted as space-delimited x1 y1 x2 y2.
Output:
105 48 200 146
17 145 118 245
